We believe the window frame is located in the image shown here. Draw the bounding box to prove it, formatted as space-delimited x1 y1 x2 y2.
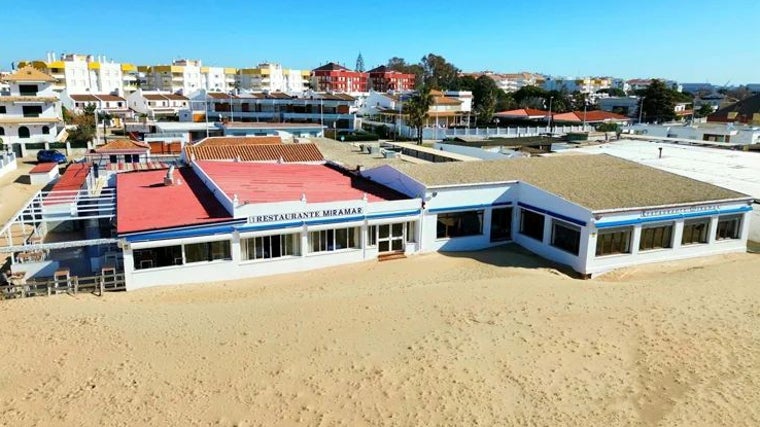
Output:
518 208 545 242
681 218 710 245
435 210 484 240
639 222 674 251
242 233 300 261
550 219 581 256
715 215 742 241
308 227 359 253
490 206 513 242
595 227 633 257
183 240 232 264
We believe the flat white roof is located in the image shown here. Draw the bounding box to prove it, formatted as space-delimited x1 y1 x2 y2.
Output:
154 122 216 132
560 139 760 198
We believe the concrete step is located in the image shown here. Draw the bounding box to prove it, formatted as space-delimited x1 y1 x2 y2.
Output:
378 252 406 262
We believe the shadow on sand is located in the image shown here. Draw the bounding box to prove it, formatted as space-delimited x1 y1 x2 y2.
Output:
438 243 582 279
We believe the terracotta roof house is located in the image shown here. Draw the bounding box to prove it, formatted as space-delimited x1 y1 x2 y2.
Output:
707 93 760 125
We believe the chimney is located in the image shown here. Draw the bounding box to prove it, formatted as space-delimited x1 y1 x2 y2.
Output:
164 165 176 186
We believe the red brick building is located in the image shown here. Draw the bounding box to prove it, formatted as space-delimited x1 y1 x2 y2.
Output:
367 66 416 92
311 62 368 92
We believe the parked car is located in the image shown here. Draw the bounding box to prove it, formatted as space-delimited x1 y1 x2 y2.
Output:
36 150 67 164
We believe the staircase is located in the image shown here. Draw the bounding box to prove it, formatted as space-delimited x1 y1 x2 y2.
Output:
378 251 406 262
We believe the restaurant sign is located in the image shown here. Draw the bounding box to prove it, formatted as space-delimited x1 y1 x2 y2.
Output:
248 207 364 224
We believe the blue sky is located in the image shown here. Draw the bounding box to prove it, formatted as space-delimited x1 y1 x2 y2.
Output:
4 0 759 83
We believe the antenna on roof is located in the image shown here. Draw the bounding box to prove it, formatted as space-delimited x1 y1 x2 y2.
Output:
300 193 307 203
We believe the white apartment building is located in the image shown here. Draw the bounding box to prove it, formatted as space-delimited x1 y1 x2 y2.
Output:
0 66 62 156
17 53 139 96
127 89 189 118
237 63 310 93
141 60 237 94
542 76 613 94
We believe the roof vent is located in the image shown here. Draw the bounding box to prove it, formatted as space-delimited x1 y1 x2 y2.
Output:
300 193 307 203
164 165 175 186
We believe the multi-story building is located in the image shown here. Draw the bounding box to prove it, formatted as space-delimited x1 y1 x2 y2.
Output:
462 72 545 93
236 63 310 93
367 66 415 92
17 52 139 96
542 76 613 94
141 59 237 94
0 66 62 156
183 90 358 130
127 89 189 119
627 79 682 93
311 62 368 93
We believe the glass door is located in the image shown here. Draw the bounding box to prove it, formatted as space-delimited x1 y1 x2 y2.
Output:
377 223 405 253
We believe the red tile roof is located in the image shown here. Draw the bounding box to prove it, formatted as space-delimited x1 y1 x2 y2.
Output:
494 108 550 118
45 163 89 205
116 168 232 234
29 162 57 174
195 161 407 205
70 94 101 102
196 136 282 146
223 121 324 129
94 139 150 153
552 110 631 123
185 143 324 162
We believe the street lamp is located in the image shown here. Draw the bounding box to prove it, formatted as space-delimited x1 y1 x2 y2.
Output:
547 96 554 133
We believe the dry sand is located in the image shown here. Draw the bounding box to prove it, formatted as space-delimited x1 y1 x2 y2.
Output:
0 247 758 426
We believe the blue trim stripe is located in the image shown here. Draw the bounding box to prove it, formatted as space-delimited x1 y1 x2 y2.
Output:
428 201 512 214
125 222 242 242
366 209 421 220
125 209 422 242
235 221 304 233
595 206 752 229
517 202 587 227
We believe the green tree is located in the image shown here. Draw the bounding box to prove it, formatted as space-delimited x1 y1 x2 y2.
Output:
695 104 714 118
68 103 97 144
513 85 548 108
472 75 499 125
642 79 676 123
495 91 516 112
420 54 460 90
403 88 433 145
546 90 570 113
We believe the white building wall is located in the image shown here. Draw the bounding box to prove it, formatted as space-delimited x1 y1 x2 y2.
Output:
585 202 751 276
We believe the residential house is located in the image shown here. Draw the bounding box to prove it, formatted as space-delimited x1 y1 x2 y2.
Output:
127 89 189 119
707 93 760 125
367 66 415 92
0 66 63 156
61 91 132 125
184 90 358 130
311 62 368 93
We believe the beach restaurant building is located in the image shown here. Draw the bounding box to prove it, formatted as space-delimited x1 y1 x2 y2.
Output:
116 154 753 290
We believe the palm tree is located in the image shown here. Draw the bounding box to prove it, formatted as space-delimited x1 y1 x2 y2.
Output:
403 88 432 145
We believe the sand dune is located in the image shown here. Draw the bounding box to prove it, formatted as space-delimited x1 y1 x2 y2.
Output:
1 247 759 426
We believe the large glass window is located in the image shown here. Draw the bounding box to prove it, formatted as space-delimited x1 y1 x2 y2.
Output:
551 220 581 255
19 85 38 96
405 221 416 243
309 227 359 253
596 228 632 256
639 224 673 251
133 245 183 270
519 209 545 241
243 233 300 260
436 210 484 239
367 225 377 247
715 215 742 240
682 219 709 245
490 207 513 242
184 240 231 263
